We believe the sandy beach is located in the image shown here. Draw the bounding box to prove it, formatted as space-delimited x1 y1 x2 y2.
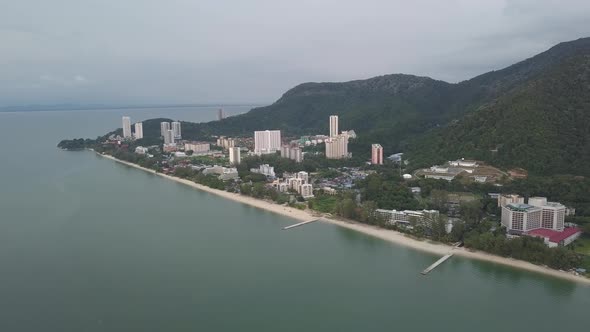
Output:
98 153 590 285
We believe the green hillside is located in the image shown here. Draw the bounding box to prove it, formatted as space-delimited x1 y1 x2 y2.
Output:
406 52 590 175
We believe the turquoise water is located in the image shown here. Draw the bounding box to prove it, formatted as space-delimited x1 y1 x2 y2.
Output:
0 106 587 331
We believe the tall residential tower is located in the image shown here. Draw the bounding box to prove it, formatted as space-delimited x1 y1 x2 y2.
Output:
134 122 143 139
254 130 281 155
122 116 132 138
329 115 339 137
371 144 383 165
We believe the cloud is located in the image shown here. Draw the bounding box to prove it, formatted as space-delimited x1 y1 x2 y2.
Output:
1 0 589 106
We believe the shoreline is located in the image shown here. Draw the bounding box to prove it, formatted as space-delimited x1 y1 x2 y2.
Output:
97 152 590 286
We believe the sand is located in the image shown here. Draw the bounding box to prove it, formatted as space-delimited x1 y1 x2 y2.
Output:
97 153 590 285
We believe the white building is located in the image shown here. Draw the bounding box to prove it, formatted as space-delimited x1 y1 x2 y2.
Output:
203 165 239 180
122 116 132 138
229 147 241 165
171 121 182 139
297 171 309 184
184 142 210 154
375 209 440 226
254 130 281 155
449 159 478 168
135 146 148 154
501 204 542 232
528 197 566 231
160 122 170 137
134 122 143 139
329 115 339 137
164 129 175 144
251 164 276 177
498 194 525 207
300 184 314 198
288 177 304 192
325 134 349 159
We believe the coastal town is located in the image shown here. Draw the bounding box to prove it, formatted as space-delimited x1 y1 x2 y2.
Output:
60 112 590 280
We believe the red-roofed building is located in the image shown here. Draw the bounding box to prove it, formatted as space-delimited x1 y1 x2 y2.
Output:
526 227 582 248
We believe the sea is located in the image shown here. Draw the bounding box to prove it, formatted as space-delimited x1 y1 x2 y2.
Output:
0 106 587 331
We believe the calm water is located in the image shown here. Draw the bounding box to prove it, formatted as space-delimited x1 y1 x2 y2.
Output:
0 106 587 331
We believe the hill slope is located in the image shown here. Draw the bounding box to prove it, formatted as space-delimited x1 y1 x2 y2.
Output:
174 37 590 175
406 52 590 175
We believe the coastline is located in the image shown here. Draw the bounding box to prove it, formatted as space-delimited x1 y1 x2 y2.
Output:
97 152 590 285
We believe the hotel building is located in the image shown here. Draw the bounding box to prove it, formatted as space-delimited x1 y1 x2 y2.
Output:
122 116 132 138
371 144 383 165
254 130 281 155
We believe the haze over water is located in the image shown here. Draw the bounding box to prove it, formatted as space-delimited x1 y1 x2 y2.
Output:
0 106 587 331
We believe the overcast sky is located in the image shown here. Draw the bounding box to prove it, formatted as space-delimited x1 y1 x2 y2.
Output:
1 0 589 106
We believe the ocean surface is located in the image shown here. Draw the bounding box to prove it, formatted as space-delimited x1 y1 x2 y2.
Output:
0 106 587 331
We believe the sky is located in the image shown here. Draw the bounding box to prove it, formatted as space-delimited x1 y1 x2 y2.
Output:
1 0 590 107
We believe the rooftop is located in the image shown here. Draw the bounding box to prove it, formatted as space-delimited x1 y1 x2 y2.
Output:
506 203 540 212
526 228 582 243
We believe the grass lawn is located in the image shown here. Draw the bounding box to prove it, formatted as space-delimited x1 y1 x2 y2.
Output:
573 234 590 255
309 195 338 213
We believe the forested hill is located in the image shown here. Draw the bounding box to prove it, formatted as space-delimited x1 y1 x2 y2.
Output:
78 37 590 176
406 48 590 175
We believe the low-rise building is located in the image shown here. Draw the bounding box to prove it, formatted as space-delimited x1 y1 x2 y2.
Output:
135 146 148 154
526 228 582 248
203 165 239 180
184 142 210 154
375 209 439 226
250 164 275 178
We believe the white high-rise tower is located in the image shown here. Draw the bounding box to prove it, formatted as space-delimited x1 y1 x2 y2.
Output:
329 115 339 137
122 116 132 138
160 122 170 137
254 130 281 155
171 121 182 139
134 122 144 139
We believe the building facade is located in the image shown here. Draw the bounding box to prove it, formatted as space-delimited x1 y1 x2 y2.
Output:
375 209 440 226
171 121 182 139
254 130 281 155
164 129 175 144
329 115 339 137
160 122 170 137
229 147 241 165
122 116 132 138
134 122 143 139
371 144 383 165
300 184 314 198
325 134 349 159
184 142 210 154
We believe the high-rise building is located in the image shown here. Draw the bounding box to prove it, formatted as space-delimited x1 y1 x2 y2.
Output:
371 144 383 165
329 115 339 137
280 145 303 163
160 122 170 137
217 108 225 121
216 136 235 150
164 129 175 144
325 133 349 159
171 121 182 139
528 197 566 231
134 122 143 139
254 130 281 155
122 116 132 138
229 147 241 165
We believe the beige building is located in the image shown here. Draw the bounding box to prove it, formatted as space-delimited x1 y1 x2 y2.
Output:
134 122 143 139
229 147 241 165
371 144 383 165
325 133 349 159
184 142 210 154
300 184 314 198
329 115 339 137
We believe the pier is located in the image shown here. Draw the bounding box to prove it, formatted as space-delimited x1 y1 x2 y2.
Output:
421 253 454 275
283 219 318 230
